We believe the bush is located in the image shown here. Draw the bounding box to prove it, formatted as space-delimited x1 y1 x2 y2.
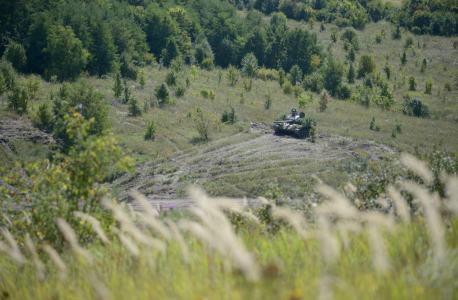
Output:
357 54 377 78
392 24 402 39
298 93 312 108
35 101 53 128
319 89 330 112
331 25 339 43
402 97 430 118
144 120 157 140
165 71 177 86
411 26 421 35
200 89 210 98
444 80 452 91
128 96 142 117
374 33 382 44
347 63 356 83
201 58 214 70
1 111 133 248
0 72 5 95
292 86 302 98
408 75 417 91
209 90 216 101
175 82 186 97
264 92 273 109
227 64 239 86
0 58 17 90
384 61 391 80
221 104 237 124
340 28 360 51
7 86 28 115
4 41 26 71
113 72 123 98
138 69 147 89
338 83 352 100
288 65 302 86
425 78 433 94
194 107 215 140
26 75 41 99
303 72 322 92
282 81 293 95
155 83 170 106
278 69 286 87
400 51 407 65
241 53 259 78
404 36 414 49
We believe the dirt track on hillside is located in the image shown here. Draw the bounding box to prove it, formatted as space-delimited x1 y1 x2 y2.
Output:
116 123 397 210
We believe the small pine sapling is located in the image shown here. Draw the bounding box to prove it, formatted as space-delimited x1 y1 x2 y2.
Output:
348 63 356 83
278 69 285 87
144 120 157 140
264 92 272 109
113 72 123 98
128 96 142 117
138 69 147 89
319 89 330 112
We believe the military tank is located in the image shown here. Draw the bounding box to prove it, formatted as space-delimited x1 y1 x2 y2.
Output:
273 108 315 138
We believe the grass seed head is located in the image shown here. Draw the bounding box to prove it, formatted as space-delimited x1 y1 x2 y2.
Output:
43 244 67 280
401 154 433 184
56 218 93 264
387 186 411 222
0 228 25 266
73 211 110 245
25 236 45 281
112 227 140 257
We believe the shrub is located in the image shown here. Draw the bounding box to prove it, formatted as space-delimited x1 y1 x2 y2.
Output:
191 65 199 81
200 89 210 98
241 53 259 78
348 46 356 62
217 69 223 84
411 26 421 35
402 97 430 118
288 65 302 86
4 41 26 71
392 24 402 39
369 117 375 130
170 58 183 73
400 51 407 65
221 104 237 124
128 96 142 117
175 82 186 97
408 75 417 91
165 71 177 86
425 78 433 94
319 89 330 112
444 80 452 91
340 28 360 51
420 63 426 74
282 81 293 95
194 107 215 140
26 75 41 99
7 86 28 115
119 52 137 80
298 93 312 108
155 83 170 106
374 33 382 44
278 68 286 87
384 61 391 80
113 72 123 98
209 90 216 101
330 25 339 43
404 36 414 49
35 101 53 128
144 120 157 140
357 54 377 78
243 78 253 92
309 124 316 142
338 83 352 100
303 72 322 92
138 69 147 89
227 64 239 86
201 58 214 70
347 63 356 83
264 92 273 109
0 58 17 90
0 72 5 95
1 111 133 248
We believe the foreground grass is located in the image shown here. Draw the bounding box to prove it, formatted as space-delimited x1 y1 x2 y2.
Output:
0 216 456 300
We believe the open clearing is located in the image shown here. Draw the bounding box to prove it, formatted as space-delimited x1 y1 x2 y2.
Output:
116 122 397 209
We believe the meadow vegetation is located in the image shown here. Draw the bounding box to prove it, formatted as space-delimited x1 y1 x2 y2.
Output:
1 0 458 298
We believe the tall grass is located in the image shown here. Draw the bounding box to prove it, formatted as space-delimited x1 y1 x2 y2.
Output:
1 157 458 299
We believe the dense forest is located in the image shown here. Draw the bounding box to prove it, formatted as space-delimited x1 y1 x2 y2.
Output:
0 0 457 83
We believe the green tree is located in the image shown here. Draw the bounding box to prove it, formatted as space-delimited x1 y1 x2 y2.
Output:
191 65 199 81
278 68 286 87
128 96 142 117
348 46 356 62
138 69 147 89
357 54 377 78
392 24 402 39
144 120 157 140
4 41 26 71
400 51 407 65
87 20 117 76
340 28 360 51
194 107 215 140
331 25 339 43
161 39 181 67
227 64 239 86
113 72 123 98
288 65 302 86
155 83 170 106
425 78 433 94
408 75 417 91
241 52 259 78
384 61 391 80
321 58 345 97
348 63 356 83
44 25 89 81
7 86 28 115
